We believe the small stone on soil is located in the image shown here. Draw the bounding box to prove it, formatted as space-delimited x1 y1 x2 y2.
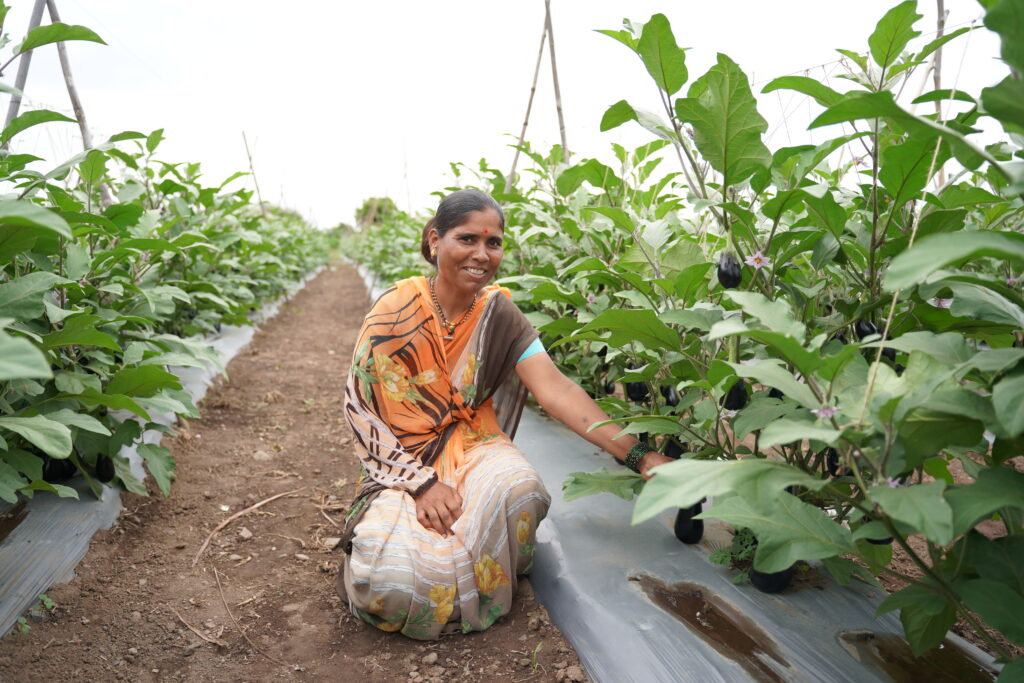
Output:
564 665 586 682
253 450 272 461
421 652 438 665
295 553 310 561
238 527 253 540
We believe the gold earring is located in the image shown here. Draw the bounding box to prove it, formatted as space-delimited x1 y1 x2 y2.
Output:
430 247 437 257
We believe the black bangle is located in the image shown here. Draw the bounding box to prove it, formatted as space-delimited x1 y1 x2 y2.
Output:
411 473 438 498
624 442 648 474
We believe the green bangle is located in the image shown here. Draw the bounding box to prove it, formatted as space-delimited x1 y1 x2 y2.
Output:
624 442 647 474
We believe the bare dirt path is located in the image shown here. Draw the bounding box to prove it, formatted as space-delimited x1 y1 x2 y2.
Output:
0 262 587 683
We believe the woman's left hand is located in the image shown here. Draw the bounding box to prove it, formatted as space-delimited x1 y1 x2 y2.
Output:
638 452 674 481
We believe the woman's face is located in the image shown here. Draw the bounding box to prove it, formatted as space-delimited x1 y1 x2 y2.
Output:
429 209 504 296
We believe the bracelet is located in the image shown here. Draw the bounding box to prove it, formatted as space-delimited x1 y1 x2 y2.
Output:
624 442 648 474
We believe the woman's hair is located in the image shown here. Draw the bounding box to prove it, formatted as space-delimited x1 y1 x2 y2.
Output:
420 189 504 265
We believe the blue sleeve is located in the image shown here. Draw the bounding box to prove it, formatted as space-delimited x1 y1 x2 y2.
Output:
516 337 546 364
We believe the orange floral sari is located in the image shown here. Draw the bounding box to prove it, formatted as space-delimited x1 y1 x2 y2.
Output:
340 276 550 639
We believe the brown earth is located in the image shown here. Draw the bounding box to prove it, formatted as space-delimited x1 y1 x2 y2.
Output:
0 262 589 683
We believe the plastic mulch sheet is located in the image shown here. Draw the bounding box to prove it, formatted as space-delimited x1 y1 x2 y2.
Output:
0 267 322 635
514 409 1001 683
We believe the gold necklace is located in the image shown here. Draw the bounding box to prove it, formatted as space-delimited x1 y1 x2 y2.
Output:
429 277 478 340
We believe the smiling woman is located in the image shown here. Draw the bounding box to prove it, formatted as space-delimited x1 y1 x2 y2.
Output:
337 189 671 639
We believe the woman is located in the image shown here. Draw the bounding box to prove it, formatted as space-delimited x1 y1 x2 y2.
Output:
339 188 671 639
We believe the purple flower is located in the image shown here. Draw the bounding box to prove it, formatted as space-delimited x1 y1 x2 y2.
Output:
811 405 838 419
1008 276 1019 287
933 297 952 309
586 293 596 304
885 477 903 488
745 251 771 269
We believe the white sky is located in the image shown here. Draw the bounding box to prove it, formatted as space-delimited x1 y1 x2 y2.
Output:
2 0 1007 228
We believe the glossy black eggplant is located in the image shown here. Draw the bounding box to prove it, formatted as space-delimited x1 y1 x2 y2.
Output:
721 380 749 411
825 447 842 477
603 380 616 395
749 566 794 593
673 500 704 544
660 385 680 407
768 387 785 400
41 455 77 482
95 455 115 483
854 319 879 340
866 536 894 545
664 439 687 459
625 382 650 403
717 252 742 289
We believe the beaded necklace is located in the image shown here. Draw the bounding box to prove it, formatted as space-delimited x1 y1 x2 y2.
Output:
429 277 478 340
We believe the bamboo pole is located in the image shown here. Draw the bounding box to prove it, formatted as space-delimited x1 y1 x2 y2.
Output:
2 0 47 139
934 0 946 186
47 0 113 207
504 18 548 195
544 0 569 161
242 131 267 218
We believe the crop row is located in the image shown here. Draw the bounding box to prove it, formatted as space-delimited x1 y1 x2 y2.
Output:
344 1 1023 673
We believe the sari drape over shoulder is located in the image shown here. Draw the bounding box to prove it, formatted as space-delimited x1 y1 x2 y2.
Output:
339 276 548 639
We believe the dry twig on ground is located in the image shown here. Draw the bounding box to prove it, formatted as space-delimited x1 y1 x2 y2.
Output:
192 487 305 566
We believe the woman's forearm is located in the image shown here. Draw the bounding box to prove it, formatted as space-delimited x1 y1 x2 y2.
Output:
540 376 638 462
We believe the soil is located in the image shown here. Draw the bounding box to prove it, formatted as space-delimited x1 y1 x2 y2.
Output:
0 262 589 683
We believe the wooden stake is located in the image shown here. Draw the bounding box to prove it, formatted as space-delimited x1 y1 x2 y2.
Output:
544 0 569 162
505 18 547 195
2 0 47 140
46 0 113 207
242 131 268 217
934 0 946 186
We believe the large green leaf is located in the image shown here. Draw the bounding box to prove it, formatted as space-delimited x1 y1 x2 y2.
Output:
760 76 843 108
983 0 1024 74
562 468 644 502
0 415 72 458
955 579 1024 644
633 458 828 524
16 22 106 53
708 494 856 572
809 91 991 170
0 199 72 239
879 134 949 209
727 360 819 409
106 365 182 397
758 419 842 448
600 99 639 132
708 320 822 377
0 328 51 380
0 461 26 503
869 481 953 546
966 534 1024 594
993 372 1024 437
947 283 1024 330
946 467 1024 536
868 0 921 71
722 291 806 341
982 77 1024 131
0 109 76 145
901 603 957 656
732 397 805 439
40 409 110 436
636 14 687 95
138 443 175 497
674 53 770 187
40 313 120 351
898 408 984 469
565 308 681 352
884 231 1024 291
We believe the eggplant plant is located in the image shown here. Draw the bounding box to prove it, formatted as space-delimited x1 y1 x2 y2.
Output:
0 10 328 502
343 0 1023 670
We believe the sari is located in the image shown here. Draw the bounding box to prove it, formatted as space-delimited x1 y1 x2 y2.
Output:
338 276 551 639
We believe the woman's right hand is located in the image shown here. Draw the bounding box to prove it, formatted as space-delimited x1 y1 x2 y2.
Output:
414 481 463 537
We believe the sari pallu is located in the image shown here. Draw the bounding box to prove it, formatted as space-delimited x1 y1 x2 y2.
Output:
340 276 550 638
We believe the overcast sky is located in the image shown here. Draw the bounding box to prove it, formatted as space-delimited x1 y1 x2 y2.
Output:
2 0 1007 228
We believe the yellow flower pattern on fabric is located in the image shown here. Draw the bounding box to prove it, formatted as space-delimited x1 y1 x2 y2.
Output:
474 553 510 595
368 597 385 614
375 353 412 402
516 511 531 544
462 354 477 386
429 583 456 624
374 620 403 632
374 354 438 404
